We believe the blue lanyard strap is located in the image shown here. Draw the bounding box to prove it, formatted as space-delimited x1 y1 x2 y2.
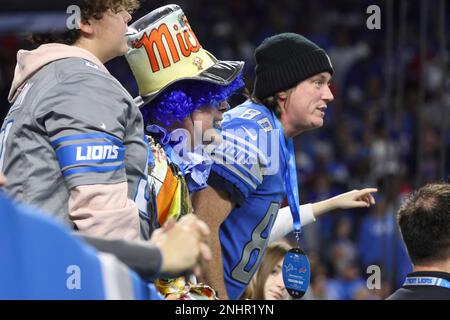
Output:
285 138 302 233
403 277 450 289
272 115 302 235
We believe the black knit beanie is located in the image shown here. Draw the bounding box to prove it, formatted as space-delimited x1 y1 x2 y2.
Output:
253 33 334 100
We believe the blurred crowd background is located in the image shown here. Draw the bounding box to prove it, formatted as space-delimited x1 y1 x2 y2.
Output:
1 0 448 300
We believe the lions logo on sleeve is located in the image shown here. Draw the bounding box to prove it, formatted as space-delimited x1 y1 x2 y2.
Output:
51 133 125 178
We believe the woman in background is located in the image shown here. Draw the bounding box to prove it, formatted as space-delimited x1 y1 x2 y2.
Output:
243 241 292 300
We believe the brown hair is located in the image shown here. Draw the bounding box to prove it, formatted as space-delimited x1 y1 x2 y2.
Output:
249 95 282 119
249 241 291 300
397 183 450 265
29 0 140 46
248 86 295 119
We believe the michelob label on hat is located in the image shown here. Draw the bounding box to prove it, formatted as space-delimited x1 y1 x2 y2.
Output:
126 4 216 98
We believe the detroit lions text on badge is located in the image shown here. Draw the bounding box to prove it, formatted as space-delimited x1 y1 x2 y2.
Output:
175 305 209 318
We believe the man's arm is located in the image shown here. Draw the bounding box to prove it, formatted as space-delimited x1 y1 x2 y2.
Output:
269 188 377 243
78 214 211 281
268 204 315 244
79 235 163 281
192 186 234 300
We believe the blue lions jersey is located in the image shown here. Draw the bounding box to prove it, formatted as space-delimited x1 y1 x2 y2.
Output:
208 100 287 299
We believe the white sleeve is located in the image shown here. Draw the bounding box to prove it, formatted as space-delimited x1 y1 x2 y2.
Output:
269 203 316 244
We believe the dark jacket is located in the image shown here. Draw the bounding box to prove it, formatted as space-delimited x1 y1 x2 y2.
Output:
387 271 450 300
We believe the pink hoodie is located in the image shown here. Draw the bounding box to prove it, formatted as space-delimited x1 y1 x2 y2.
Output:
7 43 140 241
8 43 108 103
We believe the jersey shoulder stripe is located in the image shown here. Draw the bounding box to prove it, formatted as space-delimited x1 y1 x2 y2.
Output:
51 132 123 148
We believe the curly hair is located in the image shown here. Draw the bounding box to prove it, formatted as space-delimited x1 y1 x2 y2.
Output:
141 75 245 127
29 0 140 46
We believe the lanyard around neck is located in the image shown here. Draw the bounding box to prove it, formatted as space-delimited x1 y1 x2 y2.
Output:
404 276 450 289
271 114 302 236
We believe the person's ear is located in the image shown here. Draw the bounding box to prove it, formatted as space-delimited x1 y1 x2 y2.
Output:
276 91 289 113
277 91 288 101
78 19 94 36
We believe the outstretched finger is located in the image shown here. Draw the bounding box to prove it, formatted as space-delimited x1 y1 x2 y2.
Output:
358 188 378 195
355 188 377 201
352 200 371 208
360 194 369 203
369 193 376 204
360 193 376 205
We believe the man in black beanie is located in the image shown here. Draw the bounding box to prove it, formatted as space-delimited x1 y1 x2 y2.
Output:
193 33 376 299
253 33 334 107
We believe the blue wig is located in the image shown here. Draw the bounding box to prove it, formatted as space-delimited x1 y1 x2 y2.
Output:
141 74 245 127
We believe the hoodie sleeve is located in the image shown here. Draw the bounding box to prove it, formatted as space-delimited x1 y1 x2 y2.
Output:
38 73 130 189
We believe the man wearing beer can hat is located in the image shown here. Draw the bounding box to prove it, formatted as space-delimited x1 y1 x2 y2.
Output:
125 4 245 299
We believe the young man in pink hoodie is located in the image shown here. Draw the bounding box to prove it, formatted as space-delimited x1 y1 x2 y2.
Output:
0 0 211 263
2 0 149 240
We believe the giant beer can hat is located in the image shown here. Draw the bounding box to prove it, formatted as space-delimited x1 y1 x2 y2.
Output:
126 4 244 107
